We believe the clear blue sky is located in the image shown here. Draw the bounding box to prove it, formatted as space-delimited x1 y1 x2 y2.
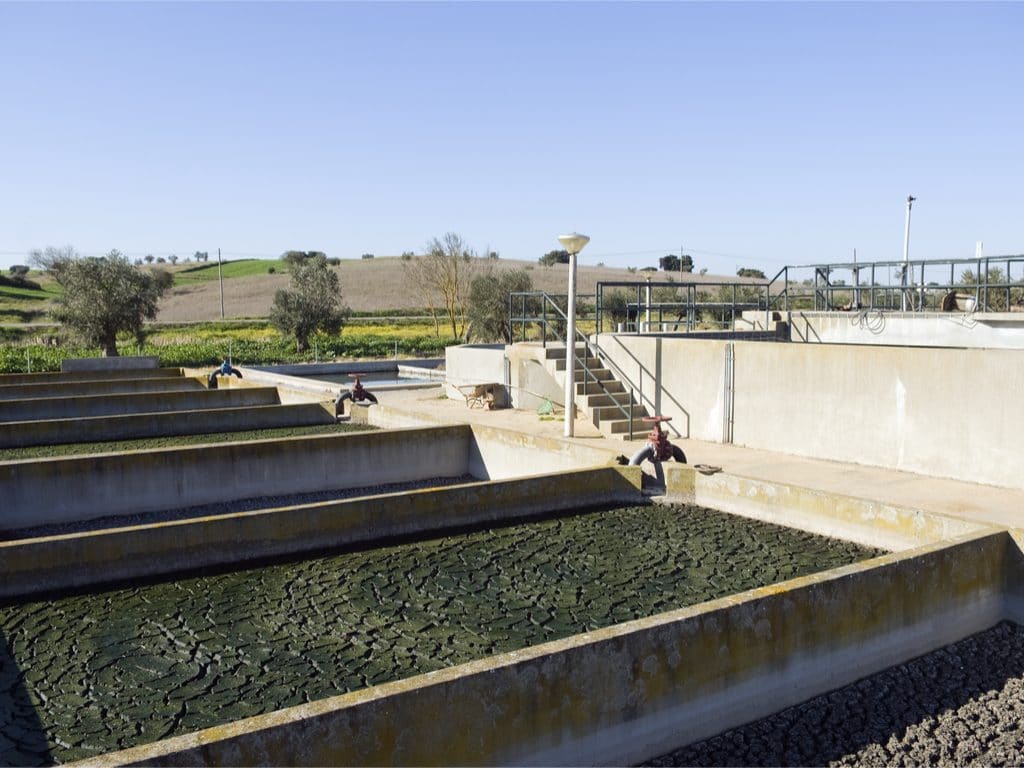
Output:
1 1 1021 275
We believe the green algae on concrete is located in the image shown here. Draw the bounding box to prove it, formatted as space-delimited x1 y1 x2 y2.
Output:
0 504 886 765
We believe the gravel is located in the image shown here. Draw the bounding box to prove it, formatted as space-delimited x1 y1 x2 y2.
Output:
644 620 1024 768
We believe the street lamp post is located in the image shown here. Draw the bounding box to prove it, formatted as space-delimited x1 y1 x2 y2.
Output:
557 232 590 438
901 195 916 311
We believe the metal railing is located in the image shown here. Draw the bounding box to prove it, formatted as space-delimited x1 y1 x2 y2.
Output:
594 279 771 334
509 291 640 439
767 255 1024 314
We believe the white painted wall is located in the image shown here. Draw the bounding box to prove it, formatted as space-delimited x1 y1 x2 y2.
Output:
789 311 1024 349
596 333 1024 490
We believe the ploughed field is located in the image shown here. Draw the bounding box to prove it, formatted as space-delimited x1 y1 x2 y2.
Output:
0 504 884 765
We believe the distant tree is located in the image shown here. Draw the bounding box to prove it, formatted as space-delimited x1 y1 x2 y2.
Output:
270 255 350 351
327 257 341 266
33 249 171 356
402 232 482 339
660 254 680 272
9 265 29 276
640 266 658 272
144 254 155 264
168 254 178 265
400 251 415 261
487 251 500 260
467 268 532 342
539 249 570 266
602 290 630 326
194 250 209 262
28 244 77 274
156 256 166 264
626 266 637 274
281 250 326 268
361 253 374 259
680 254 694 273
699 267 708 275
736 268 767 279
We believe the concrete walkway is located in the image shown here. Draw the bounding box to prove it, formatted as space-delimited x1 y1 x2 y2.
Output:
376 385 1024 531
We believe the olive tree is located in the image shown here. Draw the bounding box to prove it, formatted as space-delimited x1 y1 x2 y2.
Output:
467 268 533 343
270 255 349 351
32 248 171 356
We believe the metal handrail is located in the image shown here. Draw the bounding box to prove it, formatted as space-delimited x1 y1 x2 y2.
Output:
510 290 639 439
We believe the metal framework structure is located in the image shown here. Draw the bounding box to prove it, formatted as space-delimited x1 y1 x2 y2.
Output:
768 254 1024 314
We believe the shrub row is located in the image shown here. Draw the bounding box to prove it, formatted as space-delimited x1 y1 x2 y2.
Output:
0 334 459 374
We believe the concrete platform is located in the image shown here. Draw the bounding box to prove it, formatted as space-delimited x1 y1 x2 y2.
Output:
371 386 1024 531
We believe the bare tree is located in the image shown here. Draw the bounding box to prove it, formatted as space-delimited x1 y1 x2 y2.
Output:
402 233 483 339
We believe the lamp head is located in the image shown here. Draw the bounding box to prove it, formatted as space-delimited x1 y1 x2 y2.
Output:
557 232 590 255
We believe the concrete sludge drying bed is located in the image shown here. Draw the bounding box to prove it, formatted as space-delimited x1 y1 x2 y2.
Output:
0 504 883 766
2 421 1023 766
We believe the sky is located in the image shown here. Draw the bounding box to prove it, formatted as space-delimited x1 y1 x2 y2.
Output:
1 1 1021 276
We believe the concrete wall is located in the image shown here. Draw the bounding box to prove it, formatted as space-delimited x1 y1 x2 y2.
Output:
444 344 508 402
0 368 183 386
0 387 281 423
0 467 643 599
0 426 473 532
506 343 566 411
62 356 159 372
595 333 1024 490
663 464 985 551
468 423 622 480
0 403 336 449
0 376 203 402
77 530 1016 768
790 310 1024 349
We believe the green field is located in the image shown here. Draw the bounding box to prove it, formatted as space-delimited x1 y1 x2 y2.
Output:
172 258 281 284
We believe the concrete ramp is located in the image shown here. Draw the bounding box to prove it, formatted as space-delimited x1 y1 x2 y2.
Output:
0 402 336 449
0 386 281 423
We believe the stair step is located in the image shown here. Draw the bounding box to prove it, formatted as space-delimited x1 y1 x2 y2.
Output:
583 392 633 408
591 404 646 422
543 344 588 360
553 357 604 371
576 380 625 396
602 418 649 437
565 368 614 383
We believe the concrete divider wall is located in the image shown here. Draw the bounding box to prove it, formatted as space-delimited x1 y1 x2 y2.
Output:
76 530 1016 768
0 387 280 423
0 368 184 386
0 403 336 449
468 423 621 480
0 467 643 599
0 376 203 402
0 425 473 531
62 356 159 372
595 333 1024 490
662 464 985 551
444 344 507 402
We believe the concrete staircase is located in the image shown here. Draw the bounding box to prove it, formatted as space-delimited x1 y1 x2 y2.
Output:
541 343 648 440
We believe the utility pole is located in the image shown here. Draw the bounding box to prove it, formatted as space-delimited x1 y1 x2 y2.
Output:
218 247 225 319
901 195 916 311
